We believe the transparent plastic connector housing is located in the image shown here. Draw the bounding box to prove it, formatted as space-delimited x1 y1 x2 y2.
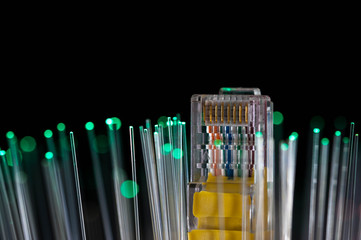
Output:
188 87 274 240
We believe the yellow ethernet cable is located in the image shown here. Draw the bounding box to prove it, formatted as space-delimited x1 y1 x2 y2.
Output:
188 87 274 240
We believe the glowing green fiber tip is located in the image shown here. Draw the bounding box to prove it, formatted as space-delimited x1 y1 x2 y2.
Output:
166 119 174 127
214 139 222 146
321 138 329 145
120 180 139 198
163 143 172 154
172 148 184 159
255 131 263 137
273 111 284 125
289 132 299 141
6 131 15 139
335 131 341 136
57 123 66 131
0 150 6 156
20 136 37 152
85 122 94 131
313 128 320 134
343 137 349 144
222 87 232 92
45 152 53 160
105 117 121 130
44 130 53 138
281 143 289 151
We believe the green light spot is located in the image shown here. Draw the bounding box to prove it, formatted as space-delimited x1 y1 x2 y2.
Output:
222 87 232 92
255 131 263 137
321 138 329 145
273 111 284 125
105 117 121 130
281 143 289 151
172 148 183 159
105 118 112 125
166 118 173 127
45 152 53 159
335 131 341 136
0 150 6 156
343 137 349 144
20 136 37 152
334 116 347 130
214 139 222 146
313 128 320 134
85 122 94 131
6 131 15 139
292 132 299 138
162 143 172 155
44 130 53 138
289 132 299 141
310 116 325 130
157 116 168 127
120 180 139 198
145 120 151 129
57 123 66 131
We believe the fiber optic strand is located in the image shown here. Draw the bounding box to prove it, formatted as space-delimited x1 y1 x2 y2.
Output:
58 125 82 240
85 121 114 240
7 131 38 240
139 116 187 240
21 135 52 240
342 123 359 240
129 126 141 240
106 117 134 240
308 128 320 240
69 132 87 240
325 131 341 240
334 135 351 240
307 123 360 240
140 124 164 240
279 132 298 240
0 149 19 239
43 129 72 239
42 151 70 240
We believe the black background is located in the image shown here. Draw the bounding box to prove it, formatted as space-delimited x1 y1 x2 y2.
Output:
1 29 360 239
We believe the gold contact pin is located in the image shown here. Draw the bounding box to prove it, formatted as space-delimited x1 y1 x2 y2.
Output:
239 104 242 123
209 103 212 123
245 105 248 123
215 104 218 123
221 102 224 123
227 103 230 124
233 104 236 123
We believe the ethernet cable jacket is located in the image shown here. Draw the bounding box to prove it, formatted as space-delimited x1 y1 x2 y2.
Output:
188 88 274 240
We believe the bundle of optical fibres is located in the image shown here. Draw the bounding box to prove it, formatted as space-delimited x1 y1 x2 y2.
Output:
0 87 360 240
